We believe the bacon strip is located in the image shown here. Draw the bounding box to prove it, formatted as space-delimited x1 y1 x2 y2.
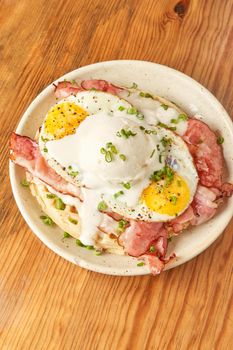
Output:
10 133 81 198
184 119 224 188
81 79 123 95
54 81 83 99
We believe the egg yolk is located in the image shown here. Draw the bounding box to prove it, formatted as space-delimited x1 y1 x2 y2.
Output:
142 174 190 216
45 102 88 139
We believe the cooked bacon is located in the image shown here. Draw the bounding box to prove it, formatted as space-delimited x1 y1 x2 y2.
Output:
191 185 218 225
220 182 233 197
166 206 195 234
81 79 123 95
141 253 176 275
54 81 83 99
120 221 167 257
10 133 81 198
184 119 224 188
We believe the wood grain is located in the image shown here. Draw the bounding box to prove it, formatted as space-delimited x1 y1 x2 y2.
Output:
0 0 233 349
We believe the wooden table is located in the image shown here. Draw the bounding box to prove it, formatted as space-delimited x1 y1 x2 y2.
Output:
1 1 233 349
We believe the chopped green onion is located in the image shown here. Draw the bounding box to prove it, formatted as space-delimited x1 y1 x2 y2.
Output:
139 92 153 98
129 82 138 89
139 126 145 130
159 154 163 163
95 250 102 256
69 171 79 177
116 219 128 233
114 190 124 199
40 215 54 226
170 195 177 205
118 106 125 111
86 245 94 250
150 165 174 185
145 129 157 134
119 154 126 161
160 104 169 110
97 201 107 212
43 147 48 153
137 262 145 267
41 136 49 142
149 245 155 253
106 142 118 154
117 128 137 138
171 118 179 124
157 122 176 131
90 87 97 91
217 136 224 144
46 193 56 199
20 179 30 187
168 236 173 243
161 137 172 148
122 182 131 190
55 197 66 210
69 217 78 225
127 107 138 115
178 114 188 121
105 151 113 163
76 239 85 247
68 165 72 170
100 147 107 154
150 149 155 158
63 232 71 238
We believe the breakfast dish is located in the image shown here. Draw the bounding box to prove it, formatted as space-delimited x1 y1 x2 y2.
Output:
10 78 233 275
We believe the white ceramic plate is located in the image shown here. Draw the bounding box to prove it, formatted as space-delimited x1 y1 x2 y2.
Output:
9 60 233 276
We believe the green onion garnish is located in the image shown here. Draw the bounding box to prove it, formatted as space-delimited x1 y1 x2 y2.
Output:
122 182 131 190
150 165 174 186
41 136 49 142
95 250 102 256
63 232 71 238
170 195 177 205
69 217 78 225
105 151 113 163
139 92 153 98
118 106 125 111
76 239 85 247
117 128 137 138
97 201 107 212
46 193 56 199
178 114 188 121
157 122 176 131
159 154 163 163
20 179 30 187
86 245 94 250
117 219 128 233
161 137 172 148
40 215 54 226
69 171 79 177
139 126 145 130
119 154 126 161
43 147 48 153
217 136 224 144
137 262 145 267
168 236 173 243
160 104 169 110
129 82 138 89
114 190 124 199
149 245 155 253
55 197 66 210
127 107 138 115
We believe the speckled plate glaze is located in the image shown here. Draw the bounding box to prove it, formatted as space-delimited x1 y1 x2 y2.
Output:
9 60 233 276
